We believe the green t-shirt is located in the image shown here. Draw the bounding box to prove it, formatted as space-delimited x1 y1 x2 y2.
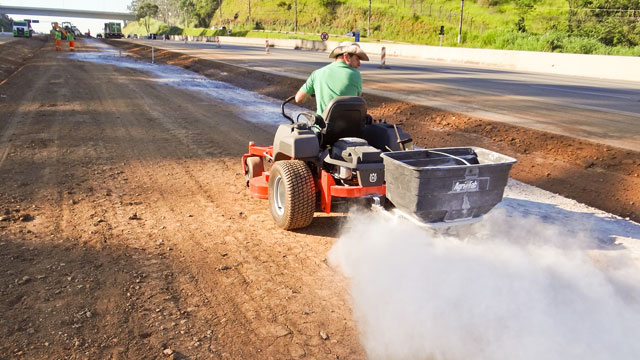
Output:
66 32 74 41
54 31 62 40
299 61 362 115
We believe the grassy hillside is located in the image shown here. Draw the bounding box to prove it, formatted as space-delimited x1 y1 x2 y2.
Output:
124 0 640 55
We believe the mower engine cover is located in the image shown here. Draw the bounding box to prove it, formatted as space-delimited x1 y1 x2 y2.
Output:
331 138 378 162
326 137 385 187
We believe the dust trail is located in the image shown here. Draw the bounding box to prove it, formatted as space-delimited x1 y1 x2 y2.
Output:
329 208 640 360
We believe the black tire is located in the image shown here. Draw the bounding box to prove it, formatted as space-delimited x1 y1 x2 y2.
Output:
245 157 264 186
268 160 316 230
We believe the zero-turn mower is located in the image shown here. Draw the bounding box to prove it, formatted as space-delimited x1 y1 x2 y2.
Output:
242 96 516 230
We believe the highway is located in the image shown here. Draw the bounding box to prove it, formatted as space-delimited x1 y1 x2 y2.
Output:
123 38 640 151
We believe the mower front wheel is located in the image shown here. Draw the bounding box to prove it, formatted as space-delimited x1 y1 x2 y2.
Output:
245 156 264 186
268 160 316 230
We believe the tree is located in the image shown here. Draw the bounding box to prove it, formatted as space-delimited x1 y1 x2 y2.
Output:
513 0 539 33
137 2 160 34
193 0 218 28
155 0 180 25
127 0 142 14
0 13 11 33
179 0 196 27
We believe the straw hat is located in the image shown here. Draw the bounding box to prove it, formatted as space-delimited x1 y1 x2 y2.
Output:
329 42 369 61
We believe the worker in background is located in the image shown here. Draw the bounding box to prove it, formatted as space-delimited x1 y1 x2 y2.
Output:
54 29 62 51
295 41 369 116
67 31 75 52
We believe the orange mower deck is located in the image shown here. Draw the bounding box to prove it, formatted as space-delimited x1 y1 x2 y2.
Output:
243 143 386 214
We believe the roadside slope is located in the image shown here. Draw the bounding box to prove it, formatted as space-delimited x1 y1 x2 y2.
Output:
0 35 46 86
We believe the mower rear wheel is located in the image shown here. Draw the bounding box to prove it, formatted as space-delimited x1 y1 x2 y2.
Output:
268 160 316 230
245 156 264 186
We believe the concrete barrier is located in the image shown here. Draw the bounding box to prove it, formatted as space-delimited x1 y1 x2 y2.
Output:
355 43 640 82
208 36 640 82
170 35 218 42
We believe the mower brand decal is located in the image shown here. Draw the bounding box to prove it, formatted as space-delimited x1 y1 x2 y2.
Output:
453 180 478 192
369 172 378 183
451 177 490 193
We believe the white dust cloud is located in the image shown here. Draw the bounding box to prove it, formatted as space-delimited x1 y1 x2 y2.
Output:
329 208 640 360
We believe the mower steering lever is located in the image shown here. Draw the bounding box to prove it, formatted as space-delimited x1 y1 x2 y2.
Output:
281 96 295 124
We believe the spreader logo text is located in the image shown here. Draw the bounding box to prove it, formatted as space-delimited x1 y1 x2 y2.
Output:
452 180 479 193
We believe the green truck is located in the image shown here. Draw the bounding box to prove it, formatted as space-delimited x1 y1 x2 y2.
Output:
103 22 123 39
12 20 33 37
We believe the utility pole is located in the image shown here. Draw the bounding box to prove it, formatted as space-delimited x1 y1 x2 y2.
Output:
294 0 298 32
368 0 371 37
248 0 251 21
457 0 464 44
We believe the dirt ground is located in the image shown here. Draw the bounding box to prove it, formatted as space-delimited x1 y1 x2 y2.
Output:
0 36 638 359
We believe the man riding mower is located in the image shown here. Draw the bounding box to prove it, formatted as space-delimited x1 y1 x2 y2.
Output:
242 96 516 230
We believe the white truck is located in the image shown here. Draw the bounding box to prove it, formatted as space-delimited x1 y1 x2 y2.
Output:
12 20 33 37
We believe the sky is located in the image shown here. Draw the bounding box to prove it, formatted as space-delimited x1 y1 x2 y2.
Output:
1 0 132 35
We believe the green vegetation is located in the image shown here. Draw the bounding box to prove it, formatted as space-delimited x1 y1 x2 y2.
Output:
122 18 229 36
246 31 359 43
0 13 11 32
123 0 640 55
137 2 160 35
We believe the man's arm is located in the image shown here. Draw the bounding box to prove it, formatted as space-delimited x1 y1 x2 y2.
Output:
296 71 315 103
295 89 310 103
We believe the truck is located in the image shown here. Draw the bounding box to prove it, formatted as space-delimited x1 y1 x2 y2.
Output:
103 22 124 39
12 20 33 37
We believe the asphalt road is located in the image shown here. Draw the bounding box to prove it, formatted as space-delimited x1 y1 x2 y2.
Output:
122 38 640 151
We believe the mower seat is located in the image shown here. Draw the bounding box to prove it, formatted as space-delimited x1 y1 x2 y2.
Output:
320 96 367 148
